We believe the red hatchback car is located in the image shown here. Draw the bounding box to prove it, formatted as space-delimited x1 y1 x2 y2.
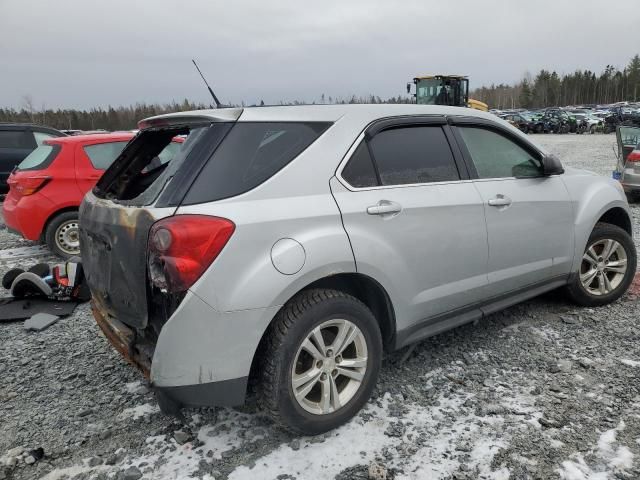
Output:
3 132 182 257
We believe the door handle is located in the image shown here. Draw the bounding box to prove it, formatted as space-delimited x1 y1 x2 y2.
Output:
487 194 512 207
367 200 402 216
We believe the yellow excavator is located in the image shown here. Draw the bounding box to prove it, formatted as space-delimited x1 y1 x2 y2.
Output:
407 75 488 111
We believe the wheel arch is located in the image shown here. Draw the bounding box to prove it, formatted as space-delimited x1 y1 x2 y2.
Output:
248 272 397 392
40 205 80 242
597 206 632 236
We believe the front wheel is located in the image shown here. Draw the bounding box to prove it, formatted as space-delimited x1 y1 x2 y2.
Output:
45 211 80 258
565 223 637 306
259 289 382 435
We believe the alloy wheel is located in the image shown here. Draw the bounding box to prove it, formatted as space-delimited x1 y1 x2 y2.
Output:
580 238 628 296
291 318 368 415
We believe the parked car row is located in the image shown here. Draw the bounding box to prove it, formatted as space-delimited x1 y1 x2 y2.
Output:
493 103 640 135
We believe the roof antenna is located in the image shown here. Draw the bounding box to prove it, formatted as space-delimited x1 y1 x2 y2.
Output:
192 59 223 108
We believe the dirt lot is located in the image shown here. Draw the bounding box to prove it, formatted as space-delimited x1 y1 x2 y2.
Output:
1 133 639 480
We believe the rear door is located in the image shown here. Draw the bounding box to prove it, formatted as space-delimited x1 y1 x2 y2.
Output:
331 118 489 331
75 140 129 194
452 120 574 295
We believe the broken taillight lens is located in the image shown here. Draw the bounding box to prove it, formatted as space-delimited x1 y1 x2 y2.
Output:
627 150 640 163
148 215 235 293
10 176 51 196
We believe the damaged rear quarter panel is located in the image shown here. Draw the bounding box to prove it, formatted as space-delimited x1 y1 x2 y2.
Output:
79 192 176 328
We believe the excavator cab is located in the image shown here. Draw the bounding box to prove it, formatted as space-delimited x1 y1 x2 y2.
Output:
407 75 488 111
410 75 468 107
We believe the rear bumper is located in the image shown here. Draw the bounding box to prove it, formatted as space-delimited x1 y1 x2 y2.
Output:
2 192 52 240
91 290 280 409
155 377 248 413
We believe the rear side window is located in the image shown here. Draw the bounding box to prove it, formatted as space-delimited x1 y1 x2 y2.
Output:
457 127 542 179
368 126 460 186
184 122 330 204
16 144 60 171
83 141 129 170
341 142 378 188
0 130 31 149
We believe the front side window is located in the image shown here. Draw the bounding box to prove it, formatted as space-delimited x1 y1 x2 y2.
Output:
368 126 460 186
458 127 543 179
83 142 129 170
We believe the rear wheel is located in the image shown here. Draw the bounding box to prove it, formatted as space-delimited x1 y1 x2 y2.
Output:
259 289 382 435
566 223 636 306
45 211 80 258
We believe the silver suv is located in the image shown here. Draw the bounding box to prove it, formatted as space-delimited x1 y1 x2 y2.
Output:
79 105 637 434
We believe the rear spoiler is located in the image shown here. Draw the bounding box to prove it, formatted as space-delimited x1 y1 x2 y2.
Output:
138 108 243 130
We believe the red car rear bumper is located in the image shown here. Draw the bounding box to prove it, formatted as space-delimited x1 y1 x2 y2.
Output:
3 192 54 241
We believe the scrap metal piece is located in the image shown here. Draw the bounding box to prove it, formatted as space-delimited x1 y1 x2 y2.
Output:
24 313 59 331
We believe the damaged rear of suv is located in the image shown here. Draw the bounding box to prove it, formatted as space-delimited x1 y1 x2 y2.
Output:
79 107 342 428
81 104 636 435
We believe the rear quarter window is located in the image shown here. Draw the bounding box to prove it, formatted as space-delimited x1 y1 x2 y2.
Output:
16 144 61 171
183 122 330 204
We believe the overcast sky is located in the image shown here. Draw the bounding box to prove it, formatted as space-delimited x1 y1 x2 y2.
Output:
1 0 638 109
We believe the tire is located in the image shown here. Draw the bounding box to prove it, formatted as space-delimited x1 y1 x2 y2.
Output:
45 211 80 259
259 288 382 435
565 223 637 307
590 125 596 134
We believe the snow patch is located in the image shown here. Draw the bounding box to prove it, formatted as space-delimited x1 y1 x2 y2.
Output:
619 358 640 367
119 403 159 420
124 380 143 394
557 421 634 479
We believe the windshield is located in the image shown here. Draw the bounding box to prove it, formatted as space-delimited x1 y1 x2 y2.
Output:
16 144 59 171
416 79 445 105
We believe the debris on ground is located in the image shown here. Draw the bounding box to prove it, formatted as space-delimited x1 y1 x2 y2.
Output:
23 313 59 332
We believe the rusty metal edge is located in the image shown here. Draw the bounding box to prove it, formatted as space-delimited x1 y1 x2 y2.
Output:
91 299 151 378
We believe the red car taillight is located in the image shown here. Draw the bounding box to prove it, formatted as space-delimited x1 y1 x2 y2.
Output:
627 150 640 163
148 215 235 293
9 176 51 196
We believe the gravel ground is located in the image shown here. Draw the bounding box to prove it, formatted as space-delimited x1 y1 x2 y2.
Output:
1 133 639 480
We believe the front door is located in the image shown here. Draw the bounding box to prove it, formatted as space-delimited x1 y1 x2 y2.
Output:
454 124 574 295
331 120 489 331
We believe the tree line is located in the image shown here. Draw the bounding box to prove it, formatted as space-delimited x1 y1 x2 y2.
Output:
471 54 640 110
0 95 411 132
1 53 639 130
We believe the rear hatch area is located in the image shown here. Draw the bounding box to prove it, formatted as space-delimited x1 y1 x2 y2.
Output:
79 114 240 373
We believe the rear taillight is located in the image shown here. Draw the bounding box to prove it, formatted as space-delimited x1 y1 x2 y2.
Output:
627 150 640 163
148 215 235 293
10 176 51 196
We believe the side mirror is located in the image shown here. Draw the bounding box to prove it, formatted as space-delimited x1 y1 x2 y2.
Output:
406 82 411 94
542 154 564 175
